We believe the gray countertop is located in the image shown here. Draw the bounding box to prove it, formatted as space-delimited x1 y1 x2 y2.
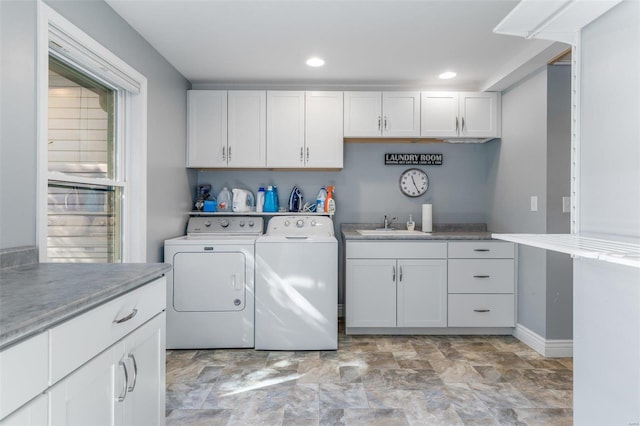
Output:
0 262 171 350
341 223 494 241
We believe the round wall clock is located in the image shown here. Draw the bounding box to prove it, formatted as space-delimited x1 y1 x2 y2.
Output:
399 168 429 197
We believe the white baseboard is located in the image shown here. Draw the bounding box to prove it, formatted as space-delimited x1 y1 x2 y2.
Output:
513 324 573 358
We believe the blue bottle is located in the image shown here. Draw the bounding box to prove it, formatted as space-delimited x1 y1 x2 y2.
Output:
273 185 280 211
263 186 276 212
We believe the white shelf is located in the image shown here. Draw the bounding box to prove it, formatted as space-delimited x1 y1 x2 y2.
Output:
189 211 333 217
491 233 640 269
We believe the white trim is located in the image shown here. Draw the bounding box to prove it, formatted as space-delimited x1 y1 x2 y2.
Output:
513 323 573 358
570 42 580 235
37 2 147 262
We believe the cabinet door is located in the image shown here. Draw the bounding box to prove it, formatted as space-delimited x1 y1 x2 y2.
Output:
124 313 165 426
459 92 499 138
346 259 396 327
382 91 420 137
228 91 267 167
187 90 227 167
49 342 122 426
343 91 382 137
420 92 459 137
305 91 344 168
266 91 305 167
0 394 47 426
397 260 448 327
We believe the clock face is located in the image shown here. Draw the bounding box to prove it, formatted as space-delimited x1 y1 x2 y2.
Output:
399 168 429 197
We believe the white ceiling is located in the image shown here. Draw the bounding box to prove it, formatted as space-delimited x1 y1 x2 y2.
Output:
105 0 566 91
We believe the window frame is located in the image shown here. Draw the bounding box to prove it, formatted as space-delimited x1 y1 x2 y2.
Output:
37 2 147 262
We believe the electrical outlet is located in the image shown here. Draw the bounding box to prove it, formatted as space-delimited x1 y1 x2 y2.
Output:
562 196 571 213
530 196 538 212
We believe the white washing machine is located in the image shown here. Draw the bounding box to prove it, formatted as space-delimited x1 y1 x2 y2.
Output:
164 216 263 349
255 216 338 350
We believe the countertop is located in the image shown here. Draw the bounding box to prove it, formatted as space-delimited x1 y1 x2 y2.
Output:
341 223 494 241
0 262 171 350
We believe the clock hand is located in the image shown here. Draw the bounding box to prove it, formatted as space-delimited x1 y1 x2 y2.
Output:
411 175 419 192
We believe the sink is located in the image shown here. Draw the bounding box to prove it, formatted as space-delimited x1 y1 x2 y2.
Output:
356 229 428 236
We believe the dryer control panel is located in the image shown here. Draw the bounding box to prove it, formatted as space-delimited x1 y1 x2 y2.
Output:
265 216 335 236
187 216 264 236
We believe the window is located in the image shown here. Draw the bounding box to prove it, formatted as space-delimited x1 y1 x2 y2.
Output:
38 2 147 262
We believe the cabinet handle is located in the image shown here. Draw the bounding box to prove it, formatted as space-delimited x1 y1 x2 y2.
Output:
384 116 388 130
306 147 310 161
117 360 129 402
473 248 490 252
378 116 381 131
399 266 403 282
127 354 138 392
222 146 226 161
114 308 138 324
473 275 490 279
474 309 490 313
392 266 396 282
300 147 304 162
461 117 465 132
455 117 459 133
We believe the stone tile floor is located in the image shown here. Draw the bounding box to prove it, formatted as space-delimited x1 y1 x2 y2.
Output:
166 327 572 425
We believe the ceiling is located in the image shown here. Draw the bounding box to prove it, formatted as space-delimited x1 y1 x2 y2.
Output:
105 0 565 91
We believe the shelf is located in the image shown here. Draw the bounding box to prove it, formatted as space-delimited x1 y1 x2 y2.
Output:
189 211 333 217
491 233 640 269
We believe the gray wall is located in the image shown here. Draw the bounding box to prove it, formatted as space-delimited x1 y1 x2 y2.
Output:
487 65 573 340
198 141 491 304
487 69 549 337
1 0 38 249
574 1 640 423
0 0 192 261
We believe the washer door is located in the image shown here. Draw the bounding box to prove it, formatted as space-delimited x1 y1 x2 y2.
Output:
173 252 246 312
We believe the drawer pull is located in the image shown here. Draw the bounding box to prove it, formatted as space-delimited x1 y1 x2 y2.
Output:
473 309 491 313
473 275 491 278
114 308 138 324
473 248 490 252
117 360 129 402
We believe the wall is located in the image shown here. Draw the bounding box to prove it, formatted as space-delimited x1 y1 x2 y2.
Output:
574 1 640 424
198 141 490 303
487 65 573 340
0 0 192 261
487 69 548 337
0 0 38 249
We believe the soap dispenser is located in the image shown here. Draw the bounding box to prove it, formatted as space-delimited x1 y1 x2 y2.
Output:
406 214 415 231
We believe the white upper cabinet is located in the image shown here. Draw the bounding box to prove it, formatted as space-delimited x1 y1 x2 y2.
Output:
266 91 305 168
267 91 343 168
187 90 227 168
421 91 500 138
304 91 344 168
227 90 267 167
344 91 420 137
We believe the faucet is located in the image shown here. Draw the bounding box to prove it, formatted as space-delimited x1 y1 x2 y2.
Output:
383 215 397 230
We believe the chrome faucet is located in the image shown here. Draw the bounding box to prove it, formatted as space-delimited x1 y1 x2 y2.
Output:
383 215 396 230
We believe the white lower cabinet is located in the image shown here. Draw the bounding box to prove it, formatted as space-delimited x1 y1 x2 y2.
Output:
49 313 165 426
0 395 47 426
346 242 447 329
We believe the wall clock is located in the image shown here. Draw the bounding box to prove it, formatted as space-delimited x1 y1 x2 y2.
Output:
399 168 429 197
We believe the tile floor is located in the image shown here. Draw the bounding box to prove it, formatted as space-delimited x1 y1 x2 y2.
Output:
165 325 572 425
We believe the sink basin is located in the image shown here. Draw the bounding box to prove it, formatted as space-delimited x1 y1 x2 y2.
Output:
356 229 428 236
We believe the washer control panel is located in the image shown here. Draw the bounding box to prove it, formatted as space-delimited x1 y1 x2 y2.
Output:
187 216 264 235
266 216 334 236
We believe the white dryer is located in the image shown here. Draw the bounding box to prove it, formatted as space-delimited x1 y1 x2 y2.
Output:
255 216 338 350
164 216 263 349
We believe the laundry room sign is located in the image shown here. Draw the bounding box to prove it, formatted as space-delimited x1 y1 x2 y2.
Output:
384 153 443 165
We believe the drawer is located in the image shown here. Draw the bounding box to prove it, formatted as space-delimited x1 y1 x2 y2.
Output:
448 259 514 293
49 277 165 384
346 241 447 259
448 242 514 259
448 294 515 327
0 333 48 421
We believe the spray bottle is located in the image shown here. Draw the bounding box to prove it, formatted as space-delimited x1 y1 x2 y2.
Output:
325 186 336 213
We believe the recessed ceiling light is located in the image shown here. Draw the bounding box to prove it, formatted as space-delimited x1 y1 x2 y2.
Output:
439 71 457 80
306 57 325 67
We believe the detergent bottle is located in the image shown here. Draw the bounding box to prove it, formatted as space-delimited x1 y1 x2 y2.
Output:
316 187 327 212
217 187 232 212
325 186 336 213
